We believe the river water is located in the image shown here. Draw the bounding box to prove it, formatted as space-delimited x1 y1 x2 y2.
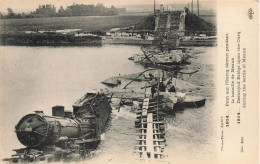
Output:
0 45 217 163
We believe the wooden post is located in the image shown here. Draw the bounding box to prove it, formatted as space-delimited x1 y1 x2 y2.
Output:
117 94 123 112
157 77 160 121
197 0 199 17
192 0 193 14
154 0 156 16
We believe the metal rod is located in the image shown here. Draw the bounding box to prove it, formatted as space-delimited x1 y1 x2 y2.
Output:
123 68 156 89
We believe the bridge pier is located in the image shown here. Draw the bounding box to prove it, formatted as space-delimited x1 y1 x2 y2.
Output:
154 9 186 50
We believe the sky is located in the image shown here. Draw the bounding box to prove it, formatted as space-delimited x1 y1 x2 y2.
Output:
0 0 217 13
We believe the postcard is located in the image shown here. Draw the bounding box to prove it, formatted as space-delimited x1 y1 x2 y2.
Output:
0 0 258 163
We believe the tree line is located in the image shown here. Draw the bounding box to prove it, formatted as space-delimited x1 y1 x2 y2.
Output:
0 3 126 19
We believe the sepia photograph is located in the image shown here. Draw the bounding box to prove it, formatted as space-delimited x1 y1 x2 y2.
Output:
0 0 258 163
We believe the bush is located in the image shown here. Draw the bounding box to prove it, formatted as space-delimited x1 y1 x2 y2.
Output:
90 30 106 36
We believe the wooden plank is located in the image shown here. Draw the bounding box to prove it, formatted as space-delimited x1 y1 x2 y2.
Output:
153 139 165 142
146 113 154 158
135 138 147 141
134 145 146 147
142 98 149 116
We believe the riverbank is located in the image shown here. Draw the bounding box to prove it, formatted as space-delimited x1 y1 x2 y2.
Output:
102 36 152 45
180 39 217 46
0 15 147 33
0 32 217 47
102 35 217 46
0 12 217 47
0 14 148 46
0 32 102 46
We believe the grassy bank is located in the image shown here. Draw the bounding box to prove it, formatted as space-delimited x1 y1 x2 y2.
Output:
0 13 216 46
0 32 102 46
185 13 216 36
0 15 147 33
0 15 147 46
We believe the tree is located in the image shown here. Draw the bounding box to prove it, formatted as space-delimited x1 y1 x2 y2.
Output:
65 8 72 17
58 6 66 16
96 3 105 9
7 8 13 14
7 8 15 18
0 12 3 19
111 5 116 9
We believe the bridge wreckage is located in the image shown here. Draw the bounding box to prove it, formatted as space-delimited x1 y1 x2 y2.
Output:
3 6 210 164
